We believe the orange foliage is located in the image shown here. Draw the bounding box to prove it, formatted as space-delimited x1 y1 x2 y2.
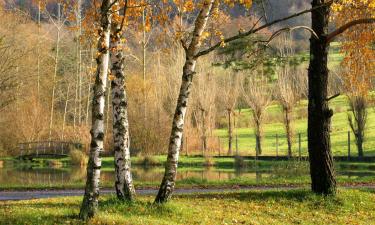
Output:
332 0 375 97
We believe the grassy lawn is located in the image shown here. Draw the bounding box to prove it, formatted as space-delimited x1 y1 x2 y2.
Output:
1 189 375 224
215 95 375 157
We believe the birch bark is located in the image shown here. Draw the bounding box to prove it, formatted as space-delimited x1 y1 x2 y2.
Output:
110 11 136 201
79 0 113 219
155 0 215 203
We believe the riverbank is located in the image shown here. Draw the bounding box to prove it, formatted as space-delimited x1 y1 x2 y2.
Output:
1 189 375 224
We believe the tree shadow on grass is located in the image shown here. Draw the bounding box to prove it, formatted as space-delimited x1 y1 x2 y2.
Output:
176 189 344 209
99 196 177 217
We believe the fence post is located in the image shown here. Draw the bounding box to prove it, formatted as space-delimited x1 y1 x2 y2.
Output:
276 134 279 159
235 135 239 156
298 133 302 160
348 131 351 161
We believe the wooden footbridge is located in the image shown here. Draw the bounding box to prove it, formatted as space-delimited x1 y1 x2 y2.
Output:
17 141 83 160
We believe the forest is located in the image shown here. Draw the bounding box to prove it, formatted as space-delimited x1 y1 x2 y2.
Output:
0 0 374 224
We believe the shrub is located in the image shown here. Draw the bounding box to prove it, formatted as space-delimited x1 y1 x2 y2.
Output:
69 149 88 167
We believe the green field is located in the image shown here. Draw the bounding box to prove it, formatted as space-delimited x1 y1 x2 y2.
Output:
1 189 375 224
212 43 375 157
215 95 375 157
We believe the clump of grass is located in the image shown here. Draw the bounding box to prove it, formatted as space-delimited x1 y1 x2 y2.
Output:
203 157 215 167
138 155 161 167
69 149 88 167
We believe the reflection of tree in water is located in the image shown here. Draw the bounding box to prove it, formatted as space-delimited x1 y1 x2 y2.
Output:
5 163 369 187
0 167 73 186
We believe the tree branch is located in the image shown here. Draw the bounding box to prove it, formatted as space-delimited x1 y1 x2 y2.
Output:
326 18 375 43
326 93 340 102
195 1 333 58
180 39 188 52
259 26 318 47
119 0 128 32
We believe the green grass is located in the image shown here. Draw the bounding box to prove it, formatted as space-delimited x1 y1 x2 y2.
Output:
1 189 375 224
213 43 373 157
215 95 375 157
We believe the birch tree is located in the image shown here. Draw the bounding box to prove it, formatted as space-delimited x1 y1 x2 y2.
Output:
79 0 113 219
155 0 217 203
155 0 327 203
110 0 136 201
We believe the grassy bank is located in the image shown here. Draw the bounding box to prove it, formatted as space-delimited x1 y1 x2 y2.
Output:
1 189 375 224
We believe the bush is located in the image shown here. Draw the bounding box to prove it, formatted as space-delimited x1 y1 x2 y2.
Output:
69 149 88 167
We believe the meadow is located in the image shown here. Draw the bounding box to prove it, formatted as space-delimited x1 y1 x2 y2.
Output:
1 189 375 224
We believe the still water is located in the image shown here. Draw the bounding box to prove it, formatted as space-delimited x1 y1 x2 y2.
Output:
1 162 374 188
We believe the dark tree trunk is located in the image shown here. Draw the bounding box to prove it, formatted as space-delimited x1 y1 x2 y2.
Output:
308 0 336 195
284 107 293 158
348 95 367 158
255 121 262 156
227 109 233 156
356 133 364 158
201 109 207 155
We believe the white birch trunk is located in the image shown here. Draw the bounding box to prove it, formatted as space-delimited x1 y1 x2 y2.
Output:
110 15 136 201
155 0 215 203
79 0 112 219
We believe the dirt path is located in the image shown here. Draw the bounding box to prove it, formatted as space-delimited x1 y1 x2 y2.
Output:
1 184 375 201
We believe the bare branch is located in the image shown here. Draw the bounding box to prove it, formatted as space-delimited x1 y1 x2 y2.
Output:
195 1 333 58
326 18 375 43
259 26 318 47
326 93 340 102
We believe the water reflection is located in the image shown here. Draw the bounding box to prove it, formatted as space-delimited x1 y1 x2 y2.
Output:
0 164 374 188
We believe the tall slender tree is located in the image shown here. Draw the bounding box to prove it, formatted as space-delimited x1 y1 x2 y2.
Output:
110 0 136 201
155 0 217 203
79 0 113 219
155 0 328 203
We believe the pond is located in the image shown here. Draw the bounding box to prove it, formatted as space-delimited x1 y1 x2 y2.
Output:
1 161 375 189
